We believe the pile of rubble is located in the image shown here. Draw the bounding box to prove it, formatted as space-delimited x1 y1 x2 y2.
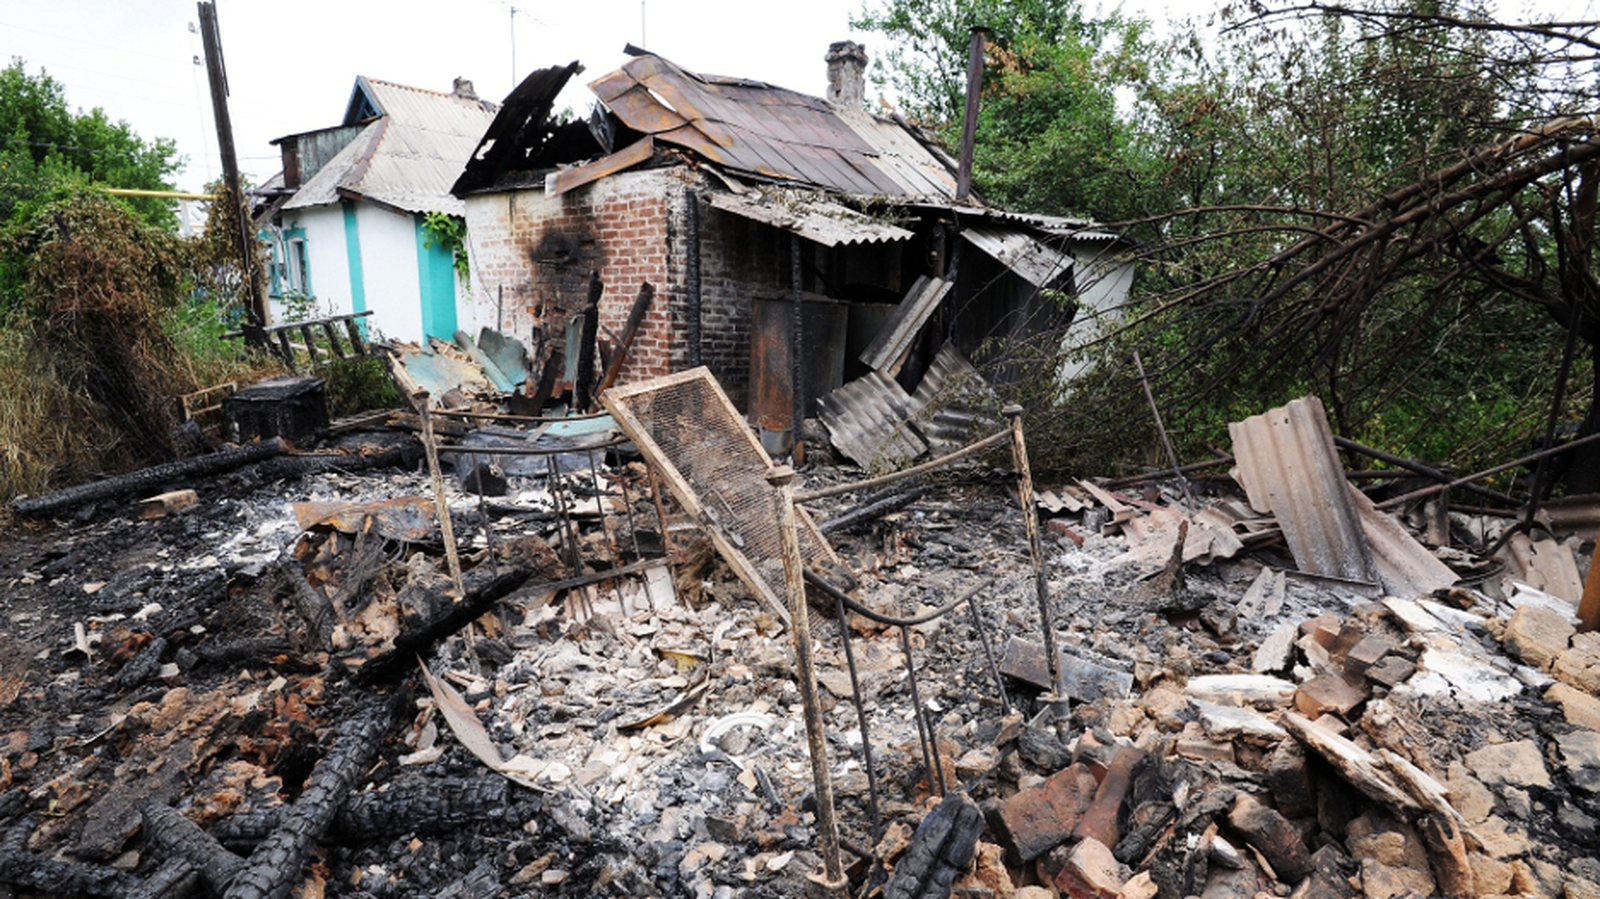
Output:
1 378 1599 899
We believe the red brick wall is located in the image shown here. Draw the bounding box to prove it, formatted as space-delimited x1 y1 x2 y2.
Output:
462 167 794 411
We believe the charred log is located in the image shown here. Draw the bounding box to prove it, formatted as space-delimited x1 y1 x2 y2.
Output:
0 817 135 898
277 557 334 652
349 566 537 687
12 438 288 519
247 446 406 483
883 791 984 899
214 777 523 852
106 636 167 695
818 482 932 535
126 855 201 899
141 803 246 894
223 698 395 899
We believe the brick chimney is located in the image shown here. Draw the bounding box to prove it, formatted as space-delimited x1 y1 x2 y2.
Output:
452 77 478 100
825 41 868 108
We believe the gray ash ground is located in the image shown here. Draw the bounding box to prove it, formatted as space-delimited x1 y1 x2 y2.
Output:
3 435 1599 897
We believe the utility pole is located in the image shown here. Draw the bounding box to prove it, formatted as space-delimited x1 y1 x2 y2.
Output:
197 1 270 333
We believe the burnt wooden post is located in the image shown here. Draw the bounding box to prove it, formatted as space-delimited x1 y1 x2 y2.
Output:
790 233 806 461
1005 405 1060 701
767 465 846 897
387 355 465 599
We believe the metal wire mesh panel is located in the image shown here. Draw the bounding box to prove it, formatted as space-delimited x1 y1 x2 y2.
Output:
603 367 839 623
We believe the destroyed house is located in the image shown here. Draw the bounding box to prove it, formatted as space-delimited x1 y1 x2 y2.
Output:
257 76 498 344
450 45 1134 430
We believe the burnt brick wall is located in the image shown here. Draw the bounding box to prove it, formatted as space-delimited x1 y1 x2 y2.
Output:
463 167 808 411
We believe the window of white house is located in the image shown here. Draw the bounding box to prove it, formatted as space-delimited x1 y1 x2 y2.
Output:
267 227 311 299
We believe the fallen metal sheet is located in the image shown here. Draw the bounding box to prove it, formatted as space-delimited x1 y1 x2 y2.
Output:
1230 397 1454 597
601 367 841 625
391 340 493 398
960 224 1073 288
707 189 914 247
452 62 585 197
907 343 1001 454
858 276 952 376
816 371 927 470
293 496 437 542
1230 397 1379 585
474 328 532 389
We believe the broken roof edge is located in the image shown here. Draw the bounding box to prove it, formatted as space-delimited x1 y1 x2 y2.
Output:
450 61 587 199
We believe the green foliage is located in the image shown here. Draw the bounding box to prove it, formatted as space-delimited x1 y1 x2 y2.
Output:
321 355 400 419
0 58 181 229
422 212 469 280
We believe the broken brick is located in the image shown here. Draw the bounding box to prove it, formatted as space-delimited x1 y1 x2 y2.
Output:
1364 655 1416 689
1503 604 1575 670
995 763 1100 863
1053 836 1125 899
1294 674 1368 719
1343 633 1393 677
1071 746 1147 850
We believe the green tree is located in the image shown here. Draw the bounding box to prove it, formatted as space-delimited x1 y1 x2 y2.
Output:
0 58 181 228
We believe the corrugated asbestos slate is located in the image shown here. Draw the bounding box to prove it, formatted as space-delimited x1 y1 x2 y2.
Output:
707 190 914 247
817 372 927 469
1230 397 1455 597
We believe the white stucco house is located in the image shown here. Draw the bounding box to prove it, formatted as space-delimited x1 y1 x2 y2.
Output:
257 76 497 344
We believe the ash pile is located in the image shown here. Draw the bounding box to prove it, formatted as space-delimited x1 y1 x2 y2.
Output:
1 372 1599 899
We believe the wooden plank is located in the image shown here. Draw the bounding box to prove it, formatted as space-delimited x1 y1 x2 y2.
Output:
858 277 951 375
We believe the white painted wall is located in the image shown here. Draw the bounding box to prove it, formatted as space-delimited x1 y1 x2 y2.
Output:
274 204 351 323
355 203 425 344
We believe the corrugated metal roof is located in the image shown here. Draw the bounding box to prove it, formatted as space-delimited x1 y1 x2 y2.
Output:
817 372 927 469
282 77 498 216
961 224 1074 288
590 54 956 201
707 189 914 247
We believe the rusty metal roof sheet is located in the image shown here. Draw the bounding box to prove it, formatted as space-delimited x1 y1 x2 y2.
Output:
961 224 1074 288
283 77 498 216
589 53 955 200
707 189 914 247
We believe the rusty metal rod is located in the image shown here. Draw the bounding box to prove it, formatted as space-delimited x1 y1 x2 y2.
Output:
901 623 946 797
1331 436 1519 506
434 436 627 456
1377 429 1600 510
967 592 1011 716
1132 350 1198 512
794 428 1011 503
832 590 883 838
1005 405 1060 699
1101 454 1234 489
767 466 846 894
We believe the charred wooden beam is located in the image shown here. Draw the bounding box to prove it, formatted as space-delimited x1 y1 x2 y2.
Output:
349 566 537 687
107 636 167 695
141 803 245 895
818 482 931 535
247 446 405 483
214 777 521 851
882 791 984 899
0 817 135 897
12 438 288 519
126 855 201 899
277 557 334 652
224 699 395 899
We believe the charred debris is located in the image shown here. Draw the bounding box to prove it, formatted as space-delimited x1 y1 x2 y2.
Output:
2 329 1600 899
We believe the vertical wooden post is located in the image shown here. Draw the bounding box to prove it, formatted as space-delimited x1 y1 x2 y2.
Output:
387 356 464 599
197 1 269 332
1005 405 1060 699
955 27 990 203
767 466 846 897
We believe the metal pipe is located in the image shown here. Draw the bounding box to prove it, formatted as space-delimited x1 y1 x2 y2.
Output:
967 593 1011 715
1377 429 1600 509
794 428 1011 503
832 590 882 837
1005 405 1060 700
901 623 945 797
1331 436 1519 506
766 466 846 894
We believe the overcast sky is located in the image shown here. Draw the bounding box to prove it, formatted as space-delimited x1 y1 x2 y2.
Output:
1 0 1594 191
